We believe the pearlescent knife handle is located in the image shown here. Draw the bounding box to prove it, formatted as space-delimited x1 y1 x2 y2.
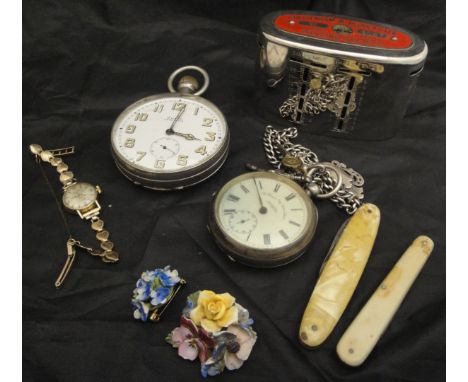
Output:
299 203 380 348
336 236 434 366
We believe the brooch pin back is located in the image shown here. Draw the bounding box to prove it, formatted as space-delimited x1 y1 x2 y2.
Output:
132 266 186 322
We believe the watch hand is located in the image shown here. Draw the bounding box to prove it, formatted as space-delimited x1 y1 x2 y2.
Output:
165 105 186 135
253 179 267 214
235 219 250 225
170 131 201 141
160 144 176 155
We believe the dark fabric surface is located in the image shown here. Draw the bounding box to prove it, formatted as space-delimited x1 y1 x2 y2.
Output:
22 1 446 381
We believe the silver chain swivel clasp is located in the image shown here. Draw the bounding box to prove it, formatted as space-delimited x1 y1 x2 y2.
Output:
257 125 365 214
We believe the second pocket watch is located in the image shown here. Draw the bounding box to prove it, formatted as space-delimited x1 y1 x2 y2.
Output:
208 171 318 267
111 66 229 190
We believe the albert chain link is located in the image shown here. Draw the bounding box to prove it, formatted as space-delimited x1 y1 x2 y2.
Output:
279 73 348 119
262 126 364 214
305 74 348 115
263 126 317 167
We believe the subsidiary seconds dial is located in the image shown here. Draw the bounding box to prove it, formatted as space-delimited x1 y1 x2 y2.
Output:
208 171 318 267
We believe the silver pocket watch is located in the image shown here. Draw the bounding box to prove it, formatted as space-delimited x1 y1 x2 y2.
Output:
111 66 230 190
208 171 318 267
208 125 366 268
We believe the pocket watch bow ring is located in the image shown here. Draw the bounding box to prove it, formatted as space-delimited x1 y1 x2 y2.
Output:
110 65 230 190
29 144 119 288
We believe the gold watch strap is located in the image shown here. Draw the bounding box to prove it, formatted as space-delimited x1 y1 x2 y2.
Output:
90 216 119 263
30 144 76 186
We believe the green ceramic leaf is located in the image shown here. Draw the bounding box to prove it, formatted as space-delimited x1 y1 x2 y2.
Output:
186 291 200 308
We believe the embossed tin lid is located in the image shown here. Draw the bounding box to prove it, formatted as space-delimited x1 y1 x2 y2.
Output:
260 11 427 65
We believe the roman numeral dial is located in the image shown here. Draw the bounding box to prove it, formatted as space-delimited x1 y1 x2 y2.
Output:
216 173 312 251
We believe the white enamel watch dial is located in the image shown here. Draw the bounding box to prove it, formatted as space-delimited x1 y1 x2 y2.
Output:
209 171 318 267
62 182 98 210
110 67 229 190
112 96 226 172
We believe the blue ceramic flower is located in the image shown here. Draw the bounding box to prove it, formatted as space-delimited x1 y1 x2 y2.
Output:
163 266 181 285
158 272 175 287
132 300 150 322
132 266 183 323
201 362 225 378
141 269 158 282
237 304 254 328
150 286 171 306
133 279 152 301
182 291 200 318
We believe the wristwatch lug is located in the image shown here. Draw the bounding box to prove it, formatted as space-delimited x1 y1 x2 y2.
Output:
96 185 102 194
62 181 77 191
78 200 101 220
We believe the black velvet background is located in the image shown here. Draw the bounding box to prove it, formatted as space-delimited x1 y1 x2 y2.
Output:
22 1 446 381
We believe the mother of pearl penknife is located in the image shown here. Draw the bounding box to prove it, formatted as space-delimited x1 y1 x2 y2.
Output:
336 235 434 366
299 203 380 348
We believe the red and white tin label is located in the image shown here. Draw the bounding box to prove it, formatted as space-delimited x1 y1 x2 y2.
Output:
275 14 413 49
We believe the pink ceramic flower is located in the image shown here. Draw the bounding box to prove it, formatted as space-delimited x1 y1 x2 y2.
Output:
167 316 215 363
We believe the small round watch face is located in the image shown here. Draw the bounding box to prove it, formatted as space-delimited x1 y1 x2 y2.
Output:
210 172 318 267
62 182 97 210
111 94 228 176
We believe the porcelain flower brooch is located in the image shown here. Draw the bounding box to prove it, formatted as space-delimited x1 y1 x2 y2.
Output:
132 266 186 322
166 290 257 377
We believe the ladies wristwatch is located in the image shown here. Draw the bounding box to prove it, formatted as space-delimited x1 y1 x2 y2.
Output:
29 144 119 287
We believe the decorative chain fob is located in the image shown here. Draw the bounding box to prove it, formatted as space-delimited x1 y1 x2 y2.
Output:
259 125 364 214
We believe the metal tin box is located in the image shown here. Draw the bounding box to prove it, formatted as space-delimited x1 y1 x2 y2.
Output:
256 11 428 139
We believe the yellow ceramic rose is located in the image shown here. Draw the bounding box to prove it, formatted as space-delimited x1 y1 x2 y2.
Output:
190 290 238 333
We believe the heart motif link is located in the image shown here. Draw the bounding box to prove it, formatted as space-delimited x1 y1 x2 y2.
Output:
56 162 69 173
59 171 74 184
96 230 109 241
50 157 63 167
101 241 114 251
91 219 104 231
102 251 119 263
40 150 53 162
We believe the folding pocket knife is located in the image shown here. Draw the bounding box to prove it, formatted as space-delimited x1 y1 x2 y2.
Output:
299 203 380 348
336 235 434 366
